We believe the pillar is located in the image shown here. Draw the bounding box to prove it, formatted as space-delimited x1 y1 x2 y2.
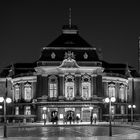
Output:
58 74 64 100
75 74 81 98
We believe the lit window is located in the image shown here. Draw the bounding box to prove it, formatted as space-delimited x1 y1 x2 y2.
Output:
65 75 74 100
14 84 20 101
49 76 57 98
15 106 19 115
82 75 91 100
121 105 125 114
24 83 32 101
25 106 31 115
108 83 115 97
119 84 125 102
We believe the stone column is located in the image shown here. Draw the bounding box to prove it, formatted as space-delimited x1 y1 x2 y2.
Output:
42 76 48 97
75 74 81 99
36 75 43 98
58 74 65 100
91 74 97 97
96 75 102 97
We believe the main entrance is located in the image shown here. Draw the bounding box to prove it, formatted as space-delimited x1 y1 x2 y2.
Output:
65 110 75 123
50 110 58 123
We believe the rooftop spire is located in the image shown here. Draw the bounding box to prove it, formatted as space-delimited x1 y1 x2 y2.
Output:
69 8 72 28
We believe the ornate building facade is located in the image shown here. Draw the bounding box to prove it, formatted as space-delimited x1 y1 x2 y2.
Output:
0 24 139 123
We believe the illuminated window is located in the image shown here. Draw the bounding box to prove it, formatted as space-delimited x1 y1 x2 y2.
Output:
82 75 91 100
65 75 74 100
15 106 19 115
121 105 125 114
119 84 125 102
108 83 115 97
14 84 20 101
49 76 57 98
111 106 115 115
24 83 32 101
25 106 31 115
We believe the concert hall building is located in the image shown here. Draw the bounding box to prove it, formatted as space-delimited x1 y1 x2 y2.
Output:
0 23 139 123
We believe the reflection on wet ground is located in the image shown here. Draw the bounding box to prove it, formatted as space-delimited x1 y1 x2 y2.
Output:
0 126 139 137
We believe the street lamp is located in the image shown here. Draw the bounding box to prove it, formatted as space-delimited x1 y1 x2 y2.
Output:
104 97 116 137
0 97 12 138
128 104 136 125
42 107 47 125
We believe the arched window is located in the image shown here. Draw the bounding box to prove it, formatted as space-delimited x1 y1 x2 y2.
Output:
119 84 125 102
24 82 32 101
108 82 115 97
65 75 74 100
14 83 20 102
49 75 57 98
82 75 91 100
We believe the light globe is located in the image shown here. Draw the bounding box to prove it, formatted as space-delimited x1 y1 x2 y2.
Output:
133 105 136 108
105 98 109 103
6 98 12 103
89 106 93 110
43 107 47 111
111 97 116 102
0 97 4 103
128 105 131 108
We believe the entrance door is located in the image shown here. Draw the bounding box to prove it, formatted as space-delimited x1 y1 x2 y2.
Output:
66 110 75 122
50 111 58 123
82 110 90 122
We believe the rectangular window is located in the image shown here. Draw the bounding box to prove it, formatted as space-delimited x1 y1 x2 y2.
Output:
121 106 125 114
25 106 31 115
15 86 20 101
25 86 32 101
50 83 57 97
15 106 19 115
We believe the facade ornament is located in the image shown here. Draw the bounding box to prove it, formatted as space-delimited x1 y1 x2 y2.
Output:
64 51 75 60
51 52 56 59
83 52 88 59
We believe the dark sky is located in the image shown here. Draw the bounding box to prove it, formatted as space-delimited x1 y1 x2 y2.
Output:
0 1 140 71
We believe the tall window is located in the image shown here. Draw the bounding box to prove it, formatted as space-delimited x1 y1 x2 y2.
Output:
15 106 19 115
108 83 115 97
24 82 32 101
25 106 31 115
121 105 125 114
65 75 74 100
49 76 57 98
119 84 125 102
14 84 20 102
82 75 91 100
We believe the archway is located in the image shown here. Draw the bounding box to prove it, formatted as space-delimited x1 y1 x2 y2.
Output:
50 110 58 123
65 110 75 123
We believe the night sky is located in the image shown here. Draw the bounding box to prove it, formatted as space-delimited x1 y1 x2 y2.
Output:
0 1 140 71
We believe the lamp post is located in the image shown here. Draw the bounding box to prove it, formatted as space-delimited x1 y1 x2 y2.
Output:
104 97 116 137
0 97 12 138
42 107 47 125
128 104 136 125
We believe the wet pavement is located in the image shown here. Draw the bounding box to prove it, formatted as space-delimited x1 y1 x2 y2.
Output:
0 122 140 139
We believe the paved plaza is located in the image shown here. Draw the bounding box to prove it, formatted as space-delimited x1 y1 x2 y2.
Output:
0 122 140 139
